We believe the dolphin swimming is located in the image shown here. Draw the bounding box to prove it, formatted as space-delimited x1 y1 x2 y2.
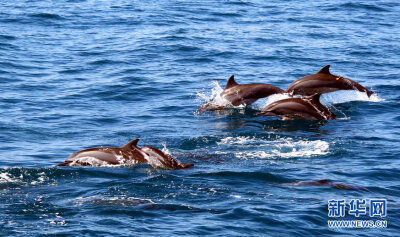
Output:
283 179 370 191
198 75 283 111
255 93 337 120
285 65 374 97
56 139 193 169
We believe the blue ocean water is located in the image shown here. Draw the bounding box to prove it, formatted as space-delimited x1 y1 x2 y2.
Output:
1 0 399 236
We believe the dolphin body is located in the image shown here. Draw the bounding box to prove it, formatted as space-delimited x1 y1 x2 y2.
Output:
56 139 193 169
285 179 370 192
255 94 337 120
285 65 374 97
198 75 283 111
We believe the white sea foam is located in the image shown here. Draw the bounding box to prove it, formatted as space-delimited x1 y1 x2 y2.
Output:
31 172 47 185
0 169 49 186
218 136 329 159
218 136 261 145
0 172 20 183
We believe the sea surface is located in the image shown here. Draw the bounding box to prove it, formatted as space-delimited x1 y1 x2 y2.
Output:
0 0 399 236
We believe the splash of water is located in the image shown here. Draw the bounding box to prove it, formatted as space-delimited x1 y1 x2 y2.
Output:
320 90 384 105
161 142 172 156
218 136 330 159
0 168 51 186
196 81 237 109
0 172 21 184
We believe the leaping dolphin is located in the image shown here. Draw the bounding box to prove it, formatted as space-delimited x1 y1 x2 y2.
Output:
285 65 374 97
56 139 193 169
255 93 337 120
198 75 283 111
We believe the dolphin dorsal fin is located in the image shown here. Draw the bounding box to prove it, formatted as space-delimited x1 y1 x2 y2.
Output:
317 65 331 74
224 75 238 89
121 139 139 149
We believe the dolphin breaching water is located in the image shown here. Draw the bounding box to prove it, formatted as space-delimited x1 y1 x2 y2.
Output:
197 66 374 120
255 65 374 120
285 65 374 97
198 75 284 111
255 94 337 120
56 139 193 169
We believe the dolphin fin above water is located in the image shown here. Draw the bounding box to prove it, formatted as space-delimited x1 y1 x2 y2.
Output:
317 65 331 74
120 138 139 150
224 75 239 89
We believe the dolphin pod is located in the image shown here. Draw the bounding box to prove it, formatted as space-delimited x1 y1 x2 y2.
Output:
57 139 193 169
58 65 375 168
199 65 374 120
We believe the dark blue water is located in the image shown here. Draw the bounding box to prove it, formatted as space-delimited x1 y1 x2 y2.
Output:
1 0 399 236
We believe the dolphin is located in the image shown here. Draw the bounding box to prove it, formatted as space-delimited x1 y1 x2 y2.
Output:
283 179 370 191
255 93 337 120
285 65 374 97
56 139 193 169
198 75 283 111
